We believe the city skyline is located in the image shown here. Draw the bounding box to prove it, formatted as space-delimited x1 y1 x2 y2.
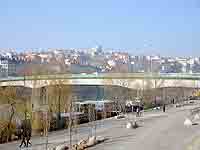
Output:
0 0 200 56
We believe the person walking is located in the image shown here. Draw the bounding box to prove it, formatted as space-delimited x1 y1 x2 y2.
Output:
163 104 166 112
19 121 27 148
19 114 32 148
136 106 139 117
26 131 32 147
26 119 32 147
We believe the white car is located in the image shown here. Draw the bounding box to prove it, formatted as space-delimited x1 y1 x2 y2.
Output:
115 114 126 119
153 107 161 110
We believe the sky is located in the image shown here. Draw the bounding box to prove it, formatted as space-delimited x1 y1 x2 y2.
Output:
0 0 200 56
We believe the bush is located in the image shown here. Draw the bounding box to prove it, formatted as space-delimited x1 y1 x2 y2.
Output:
144 102 154 110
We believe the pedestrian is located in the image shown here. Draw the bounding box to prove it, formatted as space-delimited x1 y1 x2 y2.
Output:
140 105 143 116
19 122 27 148
136 106 139 117
138 106 141 117
26 119 32 147
163 104 166 112
26 132 32 147
172 99 175 104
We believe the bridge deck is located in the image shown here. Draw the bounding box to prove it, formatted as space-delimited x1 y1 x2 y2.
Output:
1 73 200 82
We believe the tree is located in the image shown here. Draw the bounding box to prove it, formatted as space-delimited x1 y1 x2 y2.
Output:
47 80 72 117
0 87 30 142
0 87 17 142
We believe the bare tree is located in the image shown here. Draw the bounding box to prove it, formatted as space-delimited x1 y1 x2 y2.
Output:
0 87 30 142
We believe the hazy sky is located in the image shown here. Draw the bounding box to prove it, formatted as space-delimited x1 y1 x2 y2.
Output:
0 0 200 56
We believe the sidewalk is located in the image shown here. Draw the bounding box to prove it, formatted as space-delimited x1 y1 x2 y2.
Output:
0 110 168 150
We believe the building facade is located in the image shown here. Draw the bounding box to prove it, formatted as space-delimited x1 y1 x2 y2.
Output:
0 57 17 77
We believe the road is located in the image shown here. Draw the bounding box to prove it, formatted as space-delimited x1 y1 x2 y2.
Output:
90 105 200 150
1 104 200 150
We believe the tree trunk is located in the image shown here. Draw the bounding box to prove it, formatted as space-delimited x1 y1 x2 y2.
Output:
7 105 15 142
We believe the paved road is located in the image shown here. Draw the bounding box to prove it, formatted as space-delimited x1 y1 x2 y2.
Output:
1 105 200 150
90 105 200 150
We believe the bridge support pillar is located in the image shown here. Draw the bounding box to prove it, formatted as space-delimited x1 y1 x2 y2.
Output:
31 88 43 134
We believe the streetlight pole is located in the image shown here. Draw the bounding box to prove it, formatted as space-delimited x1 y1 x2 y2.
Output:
154 79 157 106
45 87 49 150
69 98 72 150
58 86 61 121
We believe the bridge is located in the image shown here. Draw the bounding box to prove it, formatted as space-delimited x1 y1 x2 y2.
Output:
0 73 200 89
1 73 200 139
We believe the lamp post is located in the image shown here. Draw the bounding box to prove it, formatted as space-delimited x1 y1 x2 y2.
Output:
154 79 157 106
69 97 72 150
58 86 61 121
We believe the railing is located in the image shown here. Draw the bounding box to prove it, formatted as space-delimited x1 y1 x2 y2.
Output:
1 73 200 82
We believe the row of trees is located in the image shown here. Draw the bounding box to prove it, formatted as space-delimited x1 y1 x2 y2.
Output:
0 79 72 143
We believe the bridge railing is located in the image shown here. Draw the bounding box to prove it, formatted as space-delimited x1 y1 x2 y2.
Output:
1 73 200 82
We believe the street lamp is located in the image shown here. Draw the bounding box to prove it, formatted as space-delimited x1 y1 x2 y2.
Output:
58 86 61 121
